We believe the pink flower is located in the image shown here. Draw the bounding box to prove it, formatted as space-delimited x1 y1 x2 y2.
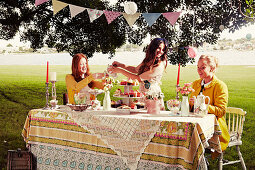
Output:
177 82 194 96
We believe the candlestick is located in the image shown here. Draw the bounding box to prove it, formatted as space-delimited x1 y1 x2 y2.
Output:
176 85 180 100
43 82 51 110
46 61 49 83
50 80 58 109
177 63 180 86
50 81 57 100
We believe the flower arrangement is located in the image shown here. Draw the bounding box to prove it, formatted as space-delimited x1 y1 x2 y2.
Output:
176 82 194 96
74 93 87 105
145 91 164 100
103 77 119 92
167 99 180 108
166 99 180 114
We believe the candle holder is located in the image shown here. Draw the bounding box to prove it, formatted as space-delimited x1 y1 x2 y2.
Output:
43 82 51 110
50 80 59 109
175 85 180 100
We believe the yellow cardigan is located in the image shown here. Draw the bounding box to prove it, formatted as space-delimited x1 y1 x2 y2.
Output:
65 74 104 104
189 76 230 151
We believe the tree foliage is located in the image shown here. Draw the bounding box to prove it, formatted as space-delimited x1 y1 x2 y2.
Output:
0 0 252 65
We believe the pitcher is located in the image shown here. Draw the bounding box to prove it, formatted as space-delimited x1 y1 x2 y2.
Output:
193 92 210 115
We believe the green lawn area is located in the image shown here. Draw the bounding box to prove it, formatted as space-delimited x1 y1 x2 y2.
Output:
0 65 254 169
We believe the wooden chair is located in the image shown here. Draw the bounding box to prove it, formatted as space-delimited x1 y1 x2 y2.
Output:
219 107 247 170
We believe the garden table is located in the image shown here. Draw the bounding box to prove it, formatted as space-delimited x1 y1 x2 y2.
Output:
22 106 221 170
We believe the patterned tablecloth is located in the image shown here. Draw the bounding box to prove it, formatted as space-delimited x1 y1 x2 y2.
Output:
22 106 221 170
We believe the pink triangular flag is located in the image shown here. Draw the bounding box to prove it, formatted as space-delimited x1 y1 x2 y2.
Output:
35 0 49 6
87 8 104 22
69 4 86 18
162 12 181 26
103 10 121 24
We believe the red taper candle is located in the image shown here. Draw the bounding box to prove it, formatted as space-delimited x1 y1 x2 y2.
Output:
177 63 180 86
46 61 49 83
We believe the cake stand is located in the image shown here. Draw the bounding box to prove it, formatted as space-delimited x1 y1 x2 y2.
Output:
88 89 104 110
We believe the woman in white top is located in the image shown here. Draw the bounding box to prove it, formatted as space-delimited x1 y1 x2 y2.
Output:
108 38 168 109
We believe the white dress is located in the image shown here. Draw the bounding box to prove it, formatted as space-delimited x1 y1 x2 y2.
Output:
136 61 166 108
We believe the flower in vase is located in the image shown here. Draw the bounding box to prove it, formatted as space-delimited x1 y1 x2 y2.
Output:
176 82 194 96
103 77 118 92
145 91 164 100
167 99 180 108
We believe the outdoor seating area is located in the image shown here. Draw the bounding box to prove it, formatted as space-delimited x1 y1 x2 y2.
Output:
1 0 255 170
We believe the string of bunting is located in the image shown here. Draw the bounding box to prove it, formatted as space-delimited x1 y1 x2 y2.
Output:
35 0 197 58
35 0 181 27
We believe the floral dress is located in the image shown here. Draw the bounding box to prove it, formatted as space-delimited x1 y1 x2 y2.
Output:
136 61 166 109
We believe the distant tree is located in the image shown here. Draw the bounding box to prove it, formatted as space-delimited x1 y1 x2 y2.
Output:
6 43 13 47
0 0 252 65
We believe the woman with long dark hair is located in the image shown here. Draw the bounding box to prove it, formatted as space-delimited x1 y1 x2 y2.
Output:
108 38 168 109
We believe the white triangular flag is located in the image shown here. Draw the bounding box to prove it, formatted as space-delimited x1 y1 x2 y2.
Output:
69 4 86 18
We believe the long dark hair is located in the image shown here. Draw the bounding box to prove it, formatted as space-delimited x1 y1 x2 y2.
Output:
138 38 168 75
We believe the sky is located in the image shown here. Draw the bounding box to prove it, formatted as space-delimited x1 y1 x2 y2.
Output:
220 24 255 40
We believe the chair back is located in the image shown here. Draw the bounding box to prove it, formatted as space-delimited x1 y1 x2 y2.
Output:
225 107 246 142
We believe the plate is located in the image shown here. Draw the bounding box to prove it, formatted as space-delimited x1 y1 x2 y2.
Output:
67 104 90 111
116 108 130 114
113 95 142 98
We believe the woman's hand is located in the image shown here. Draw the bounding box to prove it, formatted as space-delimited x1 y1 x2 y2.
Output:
112 61 124 68
108 65 119 74
92 73 104 79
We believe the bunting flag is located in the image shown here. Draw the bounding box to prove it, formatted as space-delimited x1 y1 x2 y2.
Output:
87 8 104 22
34 1 181 27
35 0 49 6
52 0 68 15
142 13 161 26
122 13 141 27
103 10 122 24
162 12 181 26
69 4 86 18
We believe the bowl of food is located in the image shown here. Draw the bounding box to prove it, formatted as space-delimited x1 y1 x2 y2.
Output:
67 104 90 111
166 99 180 114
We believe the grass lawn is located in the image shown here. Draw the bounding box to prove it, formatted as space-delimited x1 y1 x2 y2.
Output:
0 65 254 169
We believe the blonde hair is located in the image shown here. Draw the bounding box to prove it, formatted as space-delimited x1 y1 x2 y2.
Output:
199 55 219 72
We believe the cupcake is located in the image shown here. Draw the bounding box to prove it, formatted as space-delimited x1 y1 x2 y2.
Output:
127 78 134 85
114 89 121 96
129 90 135 97
136 102 145 109
136 90 141 97
134 79 139 86
120 80 127 85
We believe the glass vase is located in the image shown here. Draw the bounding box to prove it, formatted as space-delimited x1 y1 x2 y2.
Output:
103 91 111 111
181 96 189 116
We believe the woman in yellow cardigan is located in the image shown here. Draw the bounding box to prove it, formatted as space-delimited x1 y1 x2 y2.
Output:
189 55 230 156
66 53 104 104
